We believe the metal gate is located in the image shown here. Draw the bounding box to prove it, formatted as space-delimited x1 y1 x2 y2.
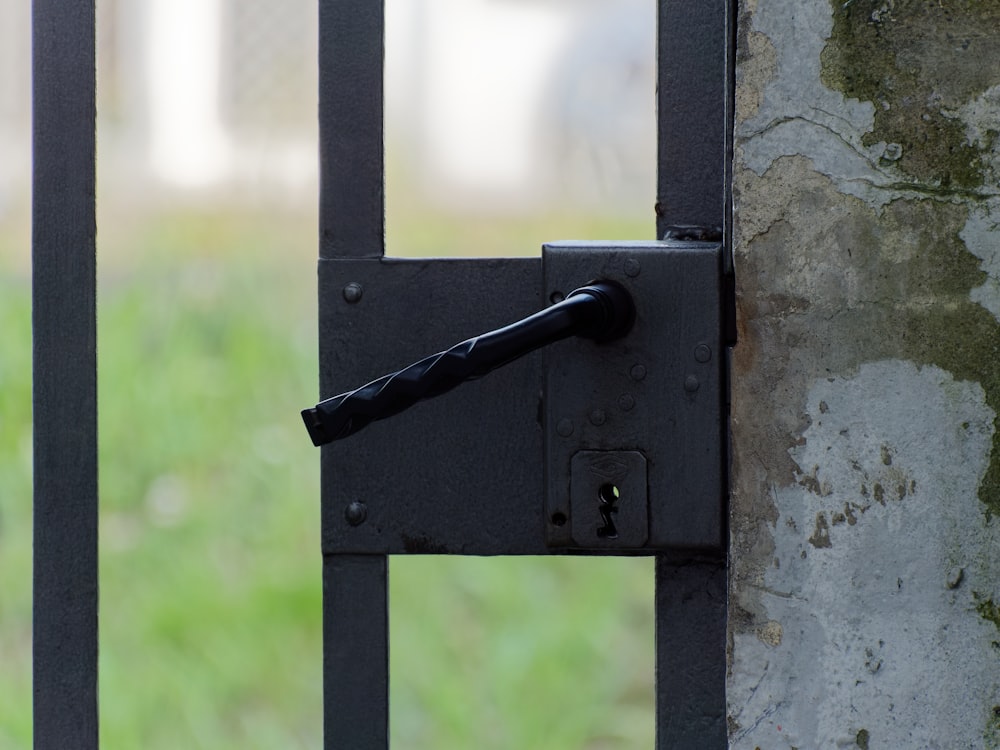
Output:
32 1 734 747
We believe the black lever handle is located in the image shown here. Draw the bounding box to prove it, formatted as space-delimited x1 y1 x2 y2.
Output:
301 280 635 446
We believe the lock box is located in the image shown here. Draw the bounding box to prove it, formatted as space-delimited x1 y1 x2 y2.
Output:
315 240 726 556
543 241 725 553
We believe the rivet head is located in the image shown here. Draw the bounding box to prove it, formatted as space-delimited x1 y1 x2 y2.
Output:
589 409 607 426
344 501 367 526
618 393 635 411
624 258 641 277
684 375 701 393
343 282 363 303
695 344 712 363
556 418 574 437
630 364 647 381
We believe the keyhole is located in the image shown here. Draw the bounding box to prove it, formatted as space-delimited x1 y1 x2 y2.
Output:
597 483 620 539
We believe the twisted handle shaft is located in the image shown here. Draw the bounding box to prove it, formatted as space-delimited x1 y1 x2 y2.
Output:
301 281 634 446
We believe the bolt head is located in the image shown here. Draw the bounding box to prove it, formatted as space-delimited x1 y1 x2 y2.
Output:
344 501 368 526
343 282 364 303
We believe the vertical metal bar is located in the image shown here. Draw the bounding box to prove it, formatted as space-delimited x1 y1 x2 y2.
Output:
319 1 388 747
318 0 385 261
655 0 734 243
323 556 389 749
31 0 99 748
655 1 732 746
654 560 727 749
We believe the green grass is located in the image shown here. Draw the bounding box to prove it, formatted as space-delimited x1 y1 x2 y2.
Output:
0 262 33 750
1 204 655 749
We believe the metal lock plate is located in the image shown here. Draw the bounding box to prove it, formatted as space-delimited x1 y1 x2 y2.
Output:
316 240 724 556
318 256 546 556
544 240 725 552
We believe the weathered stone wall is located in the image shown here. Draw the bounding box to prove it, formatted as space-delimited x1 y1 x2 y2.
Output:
729 1 1000 747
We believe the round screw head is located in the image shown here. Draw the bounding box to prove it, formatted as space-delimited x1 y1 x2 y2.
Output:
624 258 641 277
556 418 574 437
589 409 607 426
684 375 701 393
344 501 368 526
618 393 635 411
695 344 712 363
630 364 647 381
343 282 363 303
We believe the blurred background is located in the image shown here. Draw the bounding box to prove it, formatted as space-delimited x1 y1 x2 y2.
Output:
1 1 659 747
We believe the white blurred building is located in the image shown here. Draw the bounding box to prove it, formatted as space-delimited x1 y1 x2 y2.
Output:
0 1 30 216
2 0 654 212
386 0 655 211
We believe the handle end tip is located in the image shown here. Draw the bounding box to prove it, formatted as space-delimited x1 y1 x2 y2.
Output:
301 407 330 447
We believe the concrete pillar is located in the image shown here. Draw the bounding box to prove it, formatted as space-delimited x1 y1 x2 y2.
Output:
728 2 1000 747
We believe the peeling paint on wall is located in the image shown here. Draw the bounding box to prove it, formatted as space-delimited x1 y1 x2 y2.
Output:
961 206 1000 324
822 1 1000 192
730 361 1000 747
730 0 1000 746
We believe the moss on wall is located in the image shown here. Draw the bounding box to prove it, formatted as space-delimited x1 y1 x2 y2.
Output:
735 162 1000 516
976 593 1000 632
817 0 1000 517
988 705 1000 746
821 0 1000 191
731 1 1000 743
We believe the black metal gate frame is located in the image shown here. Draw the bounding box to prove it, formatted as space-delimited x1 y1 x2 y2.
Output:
30 1 734 747
318 2 734 749
33 1 99 747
